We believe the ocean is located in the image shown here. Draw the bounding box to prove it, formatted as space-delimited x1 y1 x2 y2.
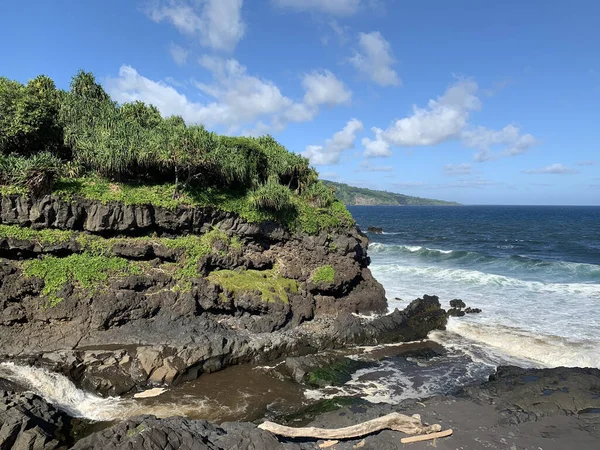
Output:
350 205 600 369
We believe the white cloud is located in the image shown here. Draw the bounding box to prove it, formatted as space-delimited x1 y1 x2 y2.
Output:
107 60 351 133
272 0 361 16
362 79 480 156
169 43 189 66
362 128 391 157
302 70 352 107
361 79 537 161
444 163 472 176
522 164 579 175
303 119 364 165
350 32 400 87
196 56 294 128
148 0 245 52
358 161 393 172
462 125 538 162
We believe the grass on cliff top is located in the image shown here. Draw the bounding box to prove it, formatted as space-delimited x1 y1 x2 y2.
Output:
311 265 335 283
23 253 142 306
208 269 298 303
51 177 354 235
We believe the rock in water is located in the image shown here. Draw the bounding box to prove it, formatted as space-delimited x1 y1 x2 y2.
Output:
449 299 466 309
367 227 383 234
447 308 466 317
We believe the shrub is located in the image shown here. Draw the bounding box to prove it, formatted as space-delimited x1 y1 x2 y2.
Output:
0 75 62 156
0 152 62 196
250 177 294 212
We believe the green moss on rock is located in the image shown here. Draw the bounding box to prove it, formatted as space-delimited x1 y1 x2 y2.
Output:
0 224 74 246
311 265 335 283
23 253 142 306
208 269 298 303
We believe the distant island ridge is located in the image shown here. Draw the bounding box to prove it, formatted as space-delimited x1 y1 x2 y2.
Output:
323 180 461 206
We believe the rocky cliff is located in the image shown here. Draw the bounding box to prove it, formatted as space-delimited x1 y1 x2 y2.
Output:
0 193 447 395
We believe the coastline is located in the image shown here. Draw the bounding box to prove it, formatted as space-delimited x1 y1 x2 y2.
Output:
1 196 599 449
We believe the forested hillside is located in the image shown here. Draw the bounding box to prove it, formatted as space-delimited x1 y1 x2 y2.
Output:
323 180 460 206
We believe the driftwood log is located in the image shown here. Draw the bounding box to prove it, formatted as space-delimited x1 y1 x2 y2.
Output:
258 412 442 440
401 429 453 443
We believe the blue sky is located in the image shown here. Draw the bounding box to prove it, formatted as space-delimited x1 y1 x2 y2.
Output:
2 0 599 205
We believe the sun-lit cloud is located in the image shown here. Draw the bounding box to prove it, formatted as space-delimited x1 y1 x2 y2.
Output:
106 60 351 134
463 125 538 162
350 32 400 87
303 119 364 165
147 0 245 52
361 79 538 162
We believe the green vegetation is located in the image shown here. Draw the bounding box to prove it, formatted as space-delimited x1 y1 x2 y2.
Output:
208 269 298 303
311 265 335 283
0 70 353 234
0 224 73 245
322 180 461 206
162 229 240 280
23 253 141 306
2 223 247 301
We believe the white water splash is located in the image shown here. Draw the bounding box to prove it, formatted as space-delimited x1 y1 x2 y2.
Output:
0 362 125 421
0 362 236 422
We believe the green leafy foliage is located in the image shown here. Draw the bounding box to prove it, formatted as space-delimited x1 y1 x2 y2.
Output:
23 253 140 306
208 269 298 303
311 265 335 283
0 75 63 156
0 70 355 234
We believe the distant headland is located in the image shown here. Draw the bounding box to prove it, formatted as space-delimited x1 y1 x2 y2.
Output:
323 180 461 206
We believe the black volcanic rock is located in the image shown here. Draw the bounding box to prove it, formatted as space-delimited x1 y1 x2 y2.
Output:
0 390 75 449
367 227 383 234
449 299 466 309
